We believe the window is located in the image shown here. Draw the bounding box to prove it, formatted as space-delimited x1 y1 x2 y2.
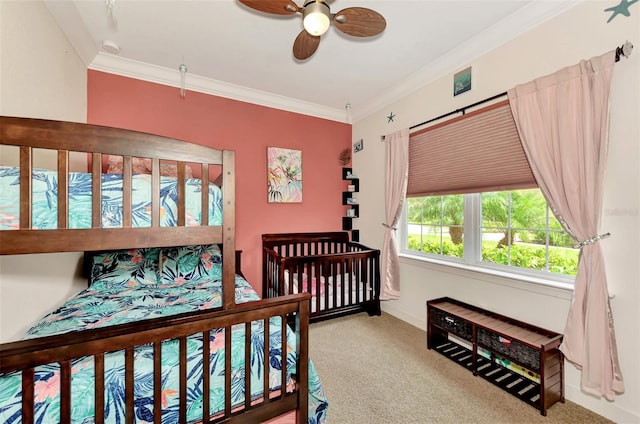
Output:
407 194 464 259
404 189 579 277
403 98 578 281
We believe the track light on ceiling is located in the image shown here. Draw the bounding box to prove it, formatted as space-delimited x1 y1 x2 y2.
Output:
303 1 330 36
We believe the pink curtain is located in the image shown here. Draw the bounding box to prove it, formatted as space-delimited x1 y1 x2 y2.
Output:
508 50 624 400
380 128 409 300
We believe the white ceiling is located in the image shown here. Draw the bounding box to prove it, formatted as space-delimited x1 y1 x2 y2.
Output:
44 0 580 122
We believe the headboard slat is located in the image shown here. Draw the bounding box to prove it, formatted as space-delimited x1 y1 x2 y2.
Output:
151 158 160 227
177 161 186 227
201 164 210 226
123 156 133 227
57 150 69 229
91 153 101 228
19 146 31 229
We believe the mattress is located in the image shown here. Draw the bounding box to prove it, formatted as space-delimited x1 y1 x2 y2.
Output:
284 270 374 313
0 165 223 230
0 247 328 424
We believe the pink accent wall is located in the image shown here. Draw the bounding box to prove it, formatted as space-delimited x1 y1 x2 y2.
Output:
87 71 351 293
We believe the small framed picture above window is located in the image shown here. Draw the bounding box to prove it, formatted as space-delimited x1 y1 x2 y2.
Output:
453 66 472 96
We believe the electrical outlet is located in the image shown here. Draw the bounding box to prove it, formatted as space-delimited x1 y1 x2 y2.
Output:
353 139 364 152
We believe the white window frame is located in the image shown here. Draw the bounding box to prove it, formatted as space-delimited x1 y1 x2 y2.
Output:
399 193 576 292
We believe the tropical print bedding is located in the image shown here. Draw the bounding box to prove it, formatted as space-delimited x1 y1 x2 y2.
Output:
0 246 328 424
0 166 223 230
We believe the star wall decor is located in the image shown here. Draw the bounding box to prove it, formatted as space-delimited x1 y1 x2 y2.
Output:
387 112 395 123
605 0 638 23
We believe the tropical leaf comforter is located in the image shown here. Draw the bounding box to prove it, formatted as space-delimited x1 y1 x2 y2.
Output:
0 165 223 230
0 246 328 423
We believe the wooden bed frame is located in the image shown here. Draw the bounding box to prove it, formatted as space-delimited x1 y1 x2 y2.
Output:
0 116 311 424
263 232 381 323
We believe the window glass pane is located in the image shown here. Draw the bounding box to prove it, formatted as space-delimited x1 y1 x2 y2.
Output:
511 189 547 229
406 195 463 259
481 191 508 227
422 196 444 226
407 198 424 225
481 225 511 266
510 239 547 271
549 230 575 249
548 213 565 232
548 239 580 275
443 224 464 258
481 189 579 275
442 195 464 226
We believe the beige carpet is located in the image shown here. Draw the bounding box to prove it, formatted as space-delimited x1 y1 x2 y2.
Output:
308 312 613 424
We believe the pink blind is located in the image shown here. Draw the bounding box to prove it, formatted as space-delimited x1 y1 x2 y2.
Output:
407 100 536 197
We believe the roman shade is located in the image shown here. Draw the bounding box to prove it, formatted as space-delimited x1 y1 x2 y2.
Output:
407 100 536 197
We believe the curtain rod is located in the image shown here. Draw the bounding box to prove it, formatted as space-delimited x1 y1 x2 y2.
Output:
379 91 506 141
381 41 633 141
615 40 633 62
408 91 506 131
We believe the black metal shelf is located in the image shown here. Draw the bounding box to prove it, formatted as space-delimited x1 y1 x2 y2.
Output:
342 167 359 242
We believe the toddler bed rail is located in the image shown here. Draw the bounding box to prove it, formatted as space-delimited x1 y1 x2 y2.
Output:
263 232 381 322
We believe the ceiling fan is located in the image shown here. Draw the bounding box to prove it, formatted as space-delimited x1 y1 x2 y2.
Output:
238 0 386 60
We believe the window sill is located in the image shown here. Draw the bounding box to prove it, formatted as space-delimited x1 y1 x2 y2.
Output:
399 251 574 301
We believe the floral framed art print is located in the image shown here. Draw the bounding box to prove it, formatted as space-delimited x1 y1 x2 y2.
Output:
267 147 302 203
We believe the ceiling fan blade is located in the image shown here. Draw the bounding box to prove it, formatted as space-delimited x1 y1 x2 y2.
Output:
333 7 386 37
238 0 300 15
293 30 321 60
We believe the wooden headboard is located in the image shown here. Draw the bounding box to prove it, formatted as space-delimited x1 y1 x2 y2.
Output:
0 116 238 307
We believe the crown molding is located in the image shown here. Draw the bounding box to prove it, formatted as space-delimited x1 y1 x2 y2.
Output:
352 0 582 122
57 0 581 125
89 53 347 123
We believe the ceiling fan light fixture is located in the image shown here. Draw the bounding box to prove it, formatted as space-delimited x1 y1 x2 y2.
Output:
239 0 386 60
303 1 330 36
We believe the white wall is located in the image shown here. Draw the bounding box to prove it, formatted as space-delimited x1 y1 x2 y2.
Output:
353 2 639 423
0 0 87 342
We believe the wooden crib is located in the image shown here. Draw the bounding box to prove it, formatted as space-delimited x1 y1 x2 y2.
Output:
263 232 381 323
